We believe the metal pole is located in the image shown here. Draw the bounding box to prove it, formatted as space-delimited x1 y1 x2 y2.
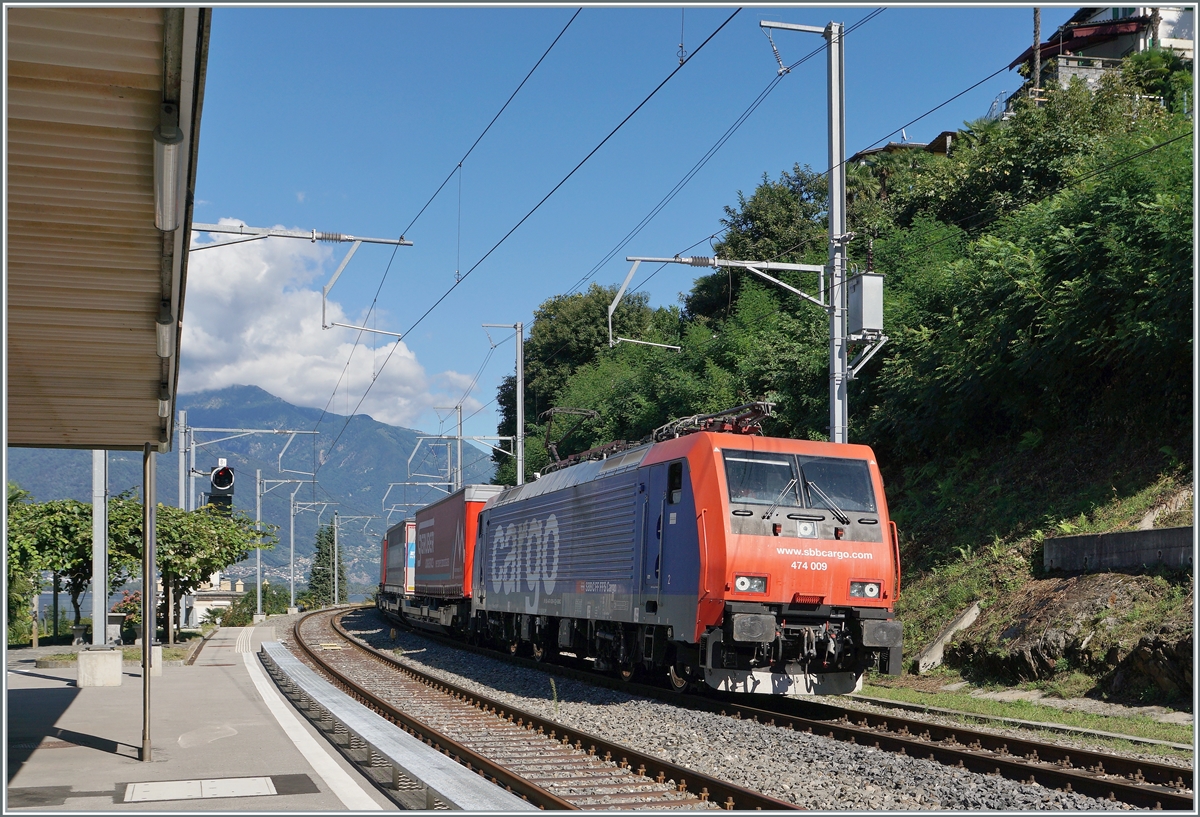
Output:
826 21 849 445
289 493 296 609
256 469 262 616
141 442 156 762
91 450 108 646
333 511 339 606
456 405 463 491
177 410 186 509
516 322 525 485
188 427 196 511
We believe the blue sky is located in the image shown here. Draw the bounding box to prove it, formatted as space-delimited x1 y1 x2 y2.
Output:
184 4 1077 447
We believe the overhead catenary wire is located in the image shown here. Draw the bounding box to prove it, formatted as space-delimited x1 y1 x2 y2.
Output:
313 8 742 474
470 17 1187 462
310 8 581 441
561 8 884 300
442 127 1195 480
455 11 886 437
456 227 727 432
317 10 887 466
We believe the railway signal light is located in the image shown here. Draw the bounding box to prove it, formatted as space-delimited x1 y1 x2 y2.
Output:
208 460 234 514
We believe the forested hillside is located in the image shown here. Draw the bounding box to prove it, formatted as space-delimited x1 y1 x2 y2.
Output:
490 53 1193 693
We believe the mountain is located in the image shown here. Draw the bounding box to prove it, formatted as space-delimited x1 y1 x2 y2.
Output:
6 385 496 586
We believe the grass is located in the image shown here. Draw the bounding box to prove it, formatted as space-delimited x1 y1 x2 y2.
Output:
121 646 191 662
39 646 192 662
860 682 1194 749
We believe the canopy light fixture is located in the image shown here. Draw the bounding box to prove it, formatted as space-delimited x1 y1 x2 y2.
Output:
158 383 171 418
156 300 175 358
153 102 184 231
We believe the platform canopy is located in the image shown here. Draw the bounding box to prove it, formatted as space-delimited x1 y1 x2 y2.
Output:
7 7 210 451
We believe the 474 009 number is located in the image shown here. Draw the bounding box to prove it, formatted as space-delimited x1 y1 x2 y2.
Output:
791 561 828 570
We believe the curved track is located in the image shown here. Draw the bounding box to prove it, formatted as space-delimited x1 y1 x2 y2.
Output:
289 609 796 810
373 607 1193 811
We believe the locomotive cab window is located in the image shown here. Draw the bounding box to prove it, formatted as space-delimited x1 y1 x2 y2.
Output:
797 456 876 513
667 461 684 504
723 453 800 506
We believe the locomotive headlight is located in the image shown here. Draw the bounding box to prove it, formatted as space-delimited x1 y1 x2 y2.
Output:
850 581 881 599
734 575 766 593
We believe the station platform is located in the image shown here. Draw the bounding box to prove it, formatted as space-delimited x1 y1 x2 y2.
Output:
5 626 397 811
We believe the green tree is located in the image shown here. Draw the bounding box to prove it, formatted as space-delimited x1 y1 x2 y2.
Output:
1121 47 1194 113
7 482 39 641
892 71 1172 233
220 581 290 627
9 497 141 628
8 491 274 641
306 524 346 607
493 284 656 484
686 164 828 321
111 498 275 641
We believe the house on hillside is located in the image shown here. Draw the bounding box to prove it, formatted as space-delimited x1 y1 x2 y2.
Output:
1007 7 1194 107
847 130 957 166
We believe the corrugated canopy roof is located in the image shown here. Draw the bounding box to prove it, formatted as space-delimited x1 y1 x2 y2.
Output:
6 7 210 451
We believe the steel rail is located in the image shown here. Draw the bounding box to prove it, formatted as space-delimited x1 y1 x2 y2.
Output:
371 607 1192 811
708 702 1191 811
747 696 1194 794
325 612 799 811
291 610 573 810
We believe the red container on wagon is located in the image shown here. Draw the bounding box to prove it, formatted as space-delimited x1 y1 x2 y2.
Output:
413 485 504 600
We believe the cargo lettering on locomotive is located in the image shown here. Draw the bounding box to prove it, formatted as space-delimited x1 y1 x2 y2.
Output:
490 514 559 608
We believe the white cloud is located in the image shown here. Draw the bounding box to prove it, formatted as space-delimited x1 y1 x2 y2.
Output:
296 192 306 203
181 219 481 427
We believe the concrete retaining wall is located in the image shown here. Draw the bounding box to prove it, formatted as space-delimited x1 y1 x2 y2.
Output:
911 601 980 675
1044 526 1194 572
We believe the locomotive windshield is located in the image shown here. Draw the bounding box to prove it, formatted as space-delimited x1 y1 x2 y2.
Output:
723 453 801 506
797 456 876 513
724 451 876 512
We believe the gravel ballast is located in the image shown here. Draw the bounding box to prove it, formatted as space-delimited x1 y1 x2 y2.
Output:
297 609 1136 811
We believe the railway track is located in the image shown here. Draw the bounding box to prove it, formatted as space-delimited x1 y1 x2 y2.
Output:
361 607 1193 811
288 609 796 810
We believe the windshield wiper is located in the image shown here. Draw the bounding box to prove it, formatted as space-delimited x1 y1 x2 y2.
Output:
762 478 798 519
806 480 850 525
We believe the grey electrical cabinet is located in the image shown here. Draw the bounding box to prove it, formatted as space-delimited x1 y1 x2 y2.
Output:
847 272 884 335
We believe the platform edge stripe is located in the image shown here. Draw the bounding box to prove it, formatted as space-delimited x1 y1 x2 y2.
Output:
241 650 383 810
259 640 539 811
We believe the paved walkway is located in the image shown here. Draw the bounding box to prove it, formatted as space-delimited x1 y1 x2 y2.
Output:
6 625 397 811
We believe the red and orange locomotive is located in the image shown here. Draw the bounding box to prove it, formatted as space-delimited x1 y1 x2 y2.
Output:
379 403 902 696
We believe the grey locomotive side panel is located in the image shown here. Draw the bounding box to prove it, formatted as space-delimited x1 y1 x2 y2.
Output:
477 470 641 620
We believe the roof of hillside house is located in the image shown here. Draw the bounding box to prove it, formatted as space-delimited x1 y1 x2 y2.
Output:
1008 8 1151 69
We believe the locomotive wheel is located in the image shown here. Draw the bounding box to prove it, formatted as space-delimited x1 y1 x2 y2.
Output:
666 664 690 693
616 662 637 683
531 642 549 662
